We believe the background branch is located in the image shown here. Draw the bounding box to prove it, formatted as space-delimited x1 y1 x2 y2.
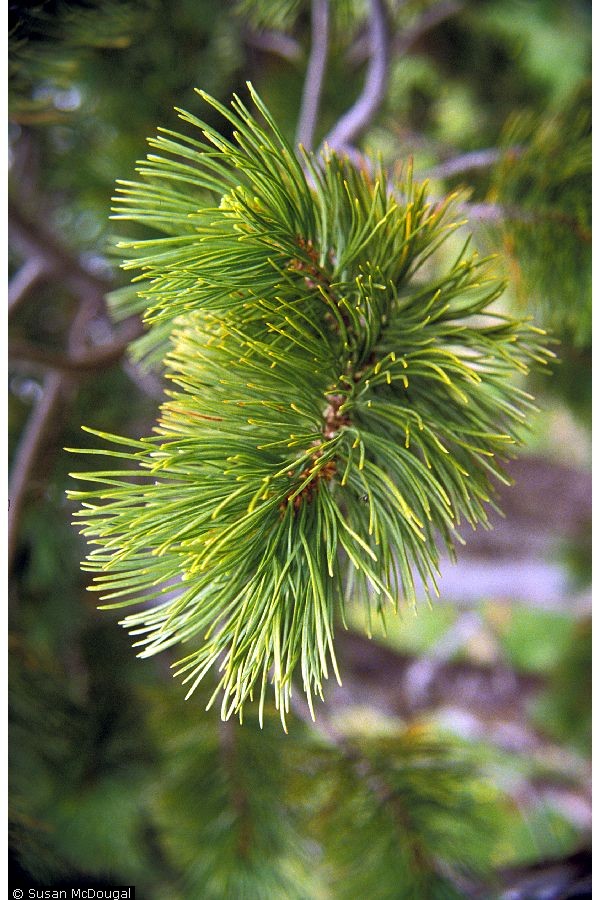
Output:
322 0 389 152
9 321 142 375
8 257 52 317
8 371 66 571
8 182 139 574
295 0 330 152
9 198 113 302
461 200 590 237
422 147 510 180
243 27 302 63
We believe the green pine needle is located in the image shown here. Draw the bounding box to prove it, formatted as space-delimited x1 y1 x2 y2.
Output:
69 85 551 727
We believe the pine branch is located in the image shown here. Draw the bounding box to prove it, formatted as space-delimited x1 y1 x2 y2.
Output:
69 86 551 726
145 689 502 898
147 698 322 899
292 708 501 898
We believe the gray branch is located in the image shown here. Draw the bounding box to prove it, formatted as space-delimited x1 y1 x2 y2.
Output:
8 371 66 571
296 0 330 152
9 320 142 375
7 190 136 574
462 201 591 245
9 199 112 304
322 0 389 153
423 147 508 180
461 201 507 222
8 257 52 317
244 28 302 63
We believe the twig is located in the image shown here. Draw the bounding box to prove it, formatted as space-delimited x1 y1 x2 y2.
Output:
8 371 66 571
322 0 389 152
296 0 330 152
243 27 302 63
9 325 141 374
7 192 135 574
8 312 141 572
460 200 562 225
9 198 112 302
8 257 52 317
422 147 510 180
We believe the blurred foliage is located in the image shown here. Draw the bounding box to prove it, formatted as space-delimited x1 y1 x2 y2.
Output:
472 0 591 107
490 82 591 347
9 0 245 248
234 0 305 32
532 618 592 755
11 654 508 897
9 0 590 894
347 599 457 654
482 81 592 430
145 696 325 900
493 607 575 675
319 726 501 899
560 521 593 591
9 630 156 884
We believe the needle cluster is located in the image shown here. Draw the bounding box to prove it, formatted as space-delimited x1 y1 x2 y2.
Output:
69 85 549 726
